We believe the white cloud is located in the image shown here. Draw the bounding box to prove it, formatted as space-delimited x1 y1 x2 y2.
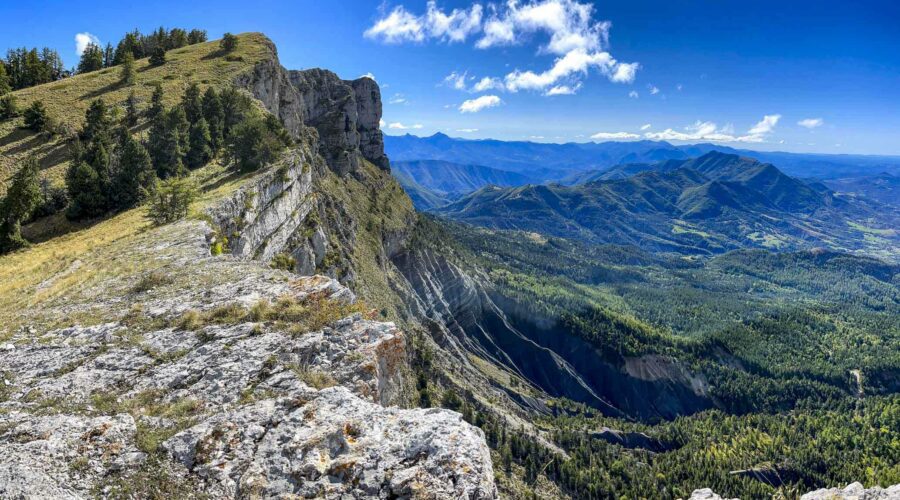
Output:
364 6 425 43
591 131 641 140
443 71 468 90
379 119 386 128
388 122 424 130
472 76 504 92
544 83 582 95
75 32 100 56
367 1 638 94
388 93 408 105
628 90 639 98
529 135 545 139
748 114 781 135
798 117 824 129
640 124 651 131
456 128 479 132
644 115 781 143
676 84 683 91
359 72 377 81
426 1 483 42
459 95 502 113
648 84 659 95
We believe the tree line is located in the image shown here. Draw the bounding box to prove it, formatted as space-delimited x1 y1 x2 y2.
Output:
0 27 208 95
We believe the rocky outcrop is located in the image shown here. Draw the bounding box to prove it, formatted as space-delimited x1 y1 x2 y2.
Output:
0 219 496 498
801 483 900 499
237 51 389 176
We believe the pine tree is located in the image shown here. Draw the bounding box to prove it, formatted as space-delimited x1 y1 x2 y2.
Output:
187 29 208 44
186 118 212 169
81 99 113 145
23 100 48 132
103 43 114 68
148 46 166 66
77 42 104 73
149 107 187 179
113 131 156 209
125 91 139 126
65 161 106 220
168 28 189 49
0 62 11 95
220 33 238 53
0 156 42 253
0 94 18 119
201 87 224 152
148 84 164 120
182 83 202 122
120 51 135 85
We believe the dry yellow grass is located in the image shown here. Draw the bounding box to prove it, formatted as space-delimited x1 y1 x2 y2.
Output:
0 32 274 194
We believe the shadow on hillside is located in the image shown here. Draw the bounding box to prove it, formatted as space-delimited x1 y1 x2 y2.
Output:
0 128 35 149
3 132 45 155
201 49 226 61
202 168 245 193
21 212 102 244
80 81 126 101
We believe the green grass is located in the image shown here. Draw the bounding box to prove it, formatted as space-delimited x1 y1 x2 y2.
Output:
848 220 897 237
0 32 274 194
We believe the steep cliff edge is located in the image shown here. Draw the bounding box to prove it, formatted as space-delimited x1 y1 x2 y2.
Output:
0 35 495 499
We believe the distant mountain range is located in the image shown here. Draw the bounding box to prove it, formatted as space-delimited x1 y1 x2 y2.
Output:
824 172 900 207
433 152 899 258
385 133 900 181
391 160 535 210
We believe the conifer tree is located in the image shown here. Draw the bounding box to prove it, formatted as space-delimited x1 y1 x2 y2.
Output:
182 83 202 123
77 42 104 73
187 29 208 44
148 46 166 66
113 130 156 208
186 118 212 169
125 91 139 127
81 99 113 146
148 84 164 120
65 161 106 219
201 87 224 152
0 94 19 119
0 156 41 253
120 51 135 85
149 107 187 179
103 43 114 67
23 100 48 132
0 63 10 95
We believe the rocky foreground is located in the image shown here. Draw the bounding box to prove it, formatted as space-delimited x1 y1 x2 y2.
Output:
0 220 495 498
687 483 900 500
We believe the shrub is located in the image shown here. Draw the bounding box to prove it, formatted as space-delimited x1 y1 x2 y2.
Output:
0 94 19 119
23 100 49 132
270 253 296 271
146 177 197 226
220 33 238 53
148 46 166 66
227 115 290 173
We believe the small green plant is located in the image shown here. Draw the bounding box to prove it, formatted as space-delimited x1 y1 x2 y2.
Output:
270 253 296 271
132 271 174 293
147 178 198 226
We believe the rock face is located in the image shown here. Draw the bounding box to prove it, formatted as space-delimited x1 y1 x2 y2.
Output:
236 48 389 176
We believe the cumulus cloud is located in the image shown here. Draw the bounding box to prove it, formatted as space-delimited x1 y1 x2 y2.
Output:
591 131 641 140
75 32 101 56
640 124 651 130
388 122 424 130
379 119 386 128
368 1 639 95
644 115 781 143
359 72 377 81
628 90 639 98
748 114 781 135
798 118 823 129
459 95 502 113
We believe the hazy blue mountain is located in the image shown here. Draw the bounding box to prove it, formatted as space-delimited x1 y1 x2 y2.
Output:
825 172 900 207
391 160 535 210
435 152 899 258
385 133 900 181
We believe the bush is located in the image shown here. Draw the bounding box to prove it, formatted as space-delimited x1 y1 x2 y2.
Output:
0 94 19 119
23 100 49 132
270 253 296 271
227 115 289 173
147 177 197 225
149 46 166 66
220 33 238 53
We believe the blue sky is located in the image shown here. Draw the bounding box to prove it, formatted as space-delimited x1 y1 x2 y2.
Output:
2 0 898 155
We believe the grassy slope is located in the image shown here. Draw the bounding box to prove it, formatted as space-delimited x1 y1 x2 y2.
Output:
0 32 273 194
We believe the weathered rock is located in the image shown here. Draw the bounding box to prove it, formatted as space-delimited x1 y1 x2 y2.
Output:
801 482 900 499
164 387 496 499
685 489 737 500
